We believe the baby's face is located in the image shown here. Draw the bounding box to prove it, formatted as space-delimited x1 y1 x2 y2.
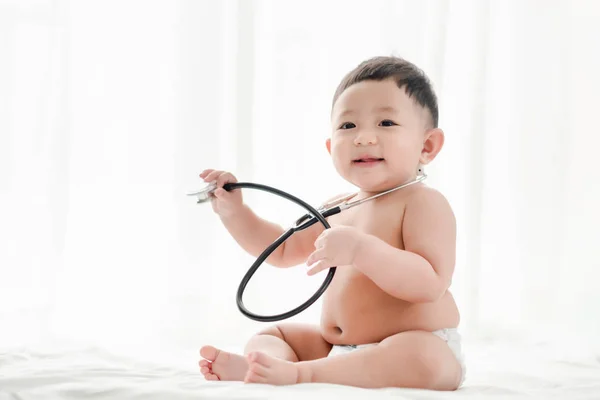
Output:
328 79 432 192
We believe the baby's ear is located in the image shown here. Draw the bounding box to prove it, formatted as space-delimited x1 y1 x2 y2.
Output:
325 138 332 155
420 128 444 165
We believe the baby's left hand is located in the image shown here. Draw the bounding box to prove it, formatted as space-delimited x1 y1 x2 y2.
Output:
305 226 366 275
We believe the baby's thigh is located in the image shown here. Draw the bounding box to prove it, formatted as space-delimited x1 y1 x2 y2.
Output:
259 323 332 361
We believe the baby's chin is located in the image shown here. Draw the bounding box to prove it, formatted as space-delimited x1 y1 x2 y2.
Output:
349 175 417 193
350 178 396 193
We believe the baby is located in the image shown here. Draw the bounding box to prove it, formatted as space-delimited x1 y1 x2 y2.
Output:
198 56 465 390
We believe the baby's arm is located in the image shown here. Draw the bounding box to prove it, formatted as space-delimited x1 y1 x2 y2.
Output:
353 188 456 302
221 192 350 268
220 204 324 267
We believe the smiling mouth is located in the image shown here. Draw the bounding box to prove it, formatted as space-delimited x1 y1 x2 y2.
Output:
353 157 384 163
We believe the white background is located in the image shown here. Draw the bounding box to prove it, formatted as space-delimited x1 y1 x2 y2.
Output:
1 0 599 357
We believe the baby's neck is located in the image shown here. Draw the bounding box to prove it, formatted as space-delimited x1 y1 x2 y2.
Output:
355 176 422 201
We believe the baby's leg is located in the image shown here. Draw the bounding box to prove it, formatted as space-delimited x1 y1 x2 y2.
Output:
199 323 331 381
245 330 462 390
244 323 333 362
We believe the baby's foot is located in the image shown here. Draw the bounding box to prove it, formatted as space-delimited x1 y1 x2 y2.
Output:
244 351 305 385
199 345 248 381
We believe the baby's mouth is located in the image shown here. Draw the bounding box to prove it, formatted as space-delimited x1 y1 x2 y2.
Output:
353 157 384 164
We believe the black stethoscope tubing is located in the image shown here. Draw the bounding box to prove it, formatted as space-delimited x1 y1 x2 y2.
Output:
223 182 341 322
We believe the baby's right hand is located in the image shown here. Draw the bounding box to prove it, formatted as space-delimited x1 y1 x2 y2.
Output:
199 169 244 218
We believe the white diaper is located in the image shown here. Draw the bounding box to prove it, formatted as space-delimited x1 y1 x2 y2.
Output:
328 328 466 387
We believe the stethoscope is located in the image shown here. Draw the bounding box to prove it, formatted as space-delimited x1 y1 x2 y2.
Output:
187 171 427 322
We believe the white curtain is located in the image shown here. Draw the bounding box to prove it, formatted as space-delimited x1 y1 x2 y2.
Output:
1 0 599 356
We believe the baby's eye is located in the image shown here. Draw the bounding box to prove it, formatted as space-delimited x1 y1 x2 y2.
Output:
339 122 356 130
379 119 397 127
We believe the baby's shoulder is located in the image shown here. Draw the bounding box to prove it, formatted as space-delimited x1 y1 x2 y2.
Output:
403 185 454 215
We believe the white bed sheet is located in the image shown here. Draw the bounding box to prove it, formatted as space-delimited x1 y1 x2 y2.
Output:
1 338 599 400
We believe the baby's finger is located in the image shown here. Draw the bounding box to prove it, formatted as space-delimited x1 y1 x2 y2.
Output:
306 248 327 266
307 259 331 276
216 171 237 188
314 232 328 249
199 169 214 180
204 170 223 183
212 188 228 198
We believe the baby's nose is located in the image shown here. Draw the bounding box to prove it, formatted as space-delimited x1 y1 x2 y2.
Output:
354 131 378 145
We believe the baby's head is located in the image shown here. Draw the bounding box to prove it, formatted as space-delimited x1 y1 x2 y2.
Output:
327 56 443 192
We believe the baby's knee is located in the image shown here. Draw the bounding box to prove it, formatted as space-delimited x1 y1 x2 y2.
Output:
382 332 458 390
255 324 286 340
406 338 459 390
244 324 300 362
413 349 446 389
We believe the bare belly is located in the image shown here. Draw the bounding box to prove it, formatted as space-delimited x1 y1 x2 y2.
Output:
319 266 460 345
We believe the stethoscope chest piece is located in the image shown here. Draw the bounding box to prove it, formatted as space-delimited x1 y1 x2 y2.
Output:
187 181 217 203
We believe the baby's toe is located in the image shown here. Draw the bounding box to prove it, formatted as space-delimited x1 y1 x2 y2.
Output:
205 372 220 381
200 345 219 362
245 370 268 384
200 366 211 375
247 351 274 368
248 361 268 377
